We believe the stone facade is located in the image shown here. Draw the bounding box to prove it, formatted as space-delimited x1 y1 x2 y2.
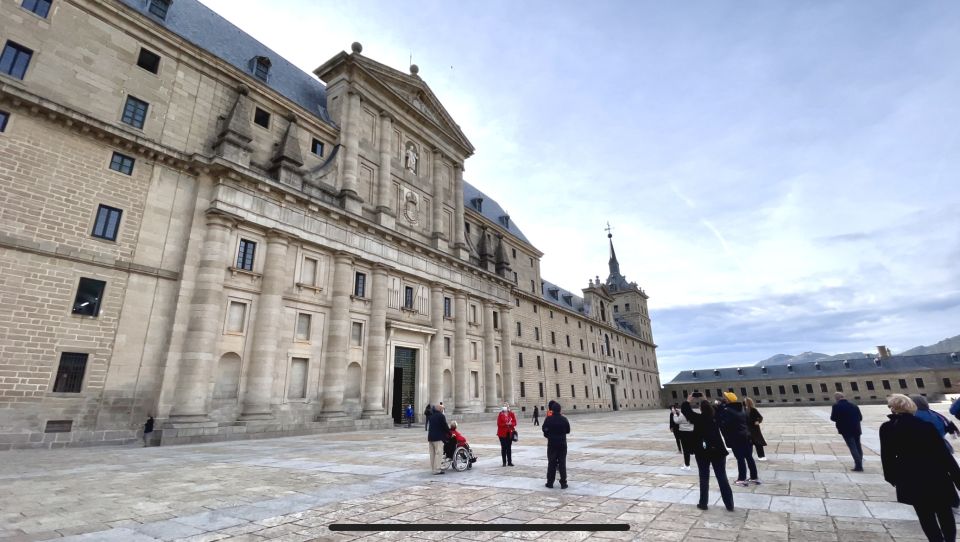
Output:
0 0 659 449
662 353 960 407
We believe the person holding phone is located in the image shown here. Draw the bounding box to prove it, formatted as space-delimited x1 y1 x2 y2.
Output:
682 392 735 511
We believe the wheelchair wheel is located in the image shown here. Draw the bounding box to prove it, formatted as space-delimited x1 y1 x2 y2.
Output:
453 447 470 472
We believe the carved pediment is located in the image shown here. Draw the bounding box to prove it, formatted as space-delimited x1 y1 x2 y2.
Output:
315 50 474 156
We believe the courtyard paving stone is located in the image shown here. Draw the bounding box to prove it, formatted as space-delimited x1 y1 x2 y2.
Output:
0 404 949 540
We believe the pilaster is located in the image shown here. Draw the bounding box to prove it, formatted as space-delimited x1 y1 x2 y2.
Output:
453 292 469 413
375 112 396 229
361 264 390 418
340 90 363 215
500 305 516 405
431 149 447 251
318 252 354 418
453 163 468 260
482 300 498 411
429 283 444 405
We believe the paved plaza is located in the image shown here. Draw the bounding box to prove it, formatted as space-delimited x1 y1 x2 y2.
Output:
1 404 951 541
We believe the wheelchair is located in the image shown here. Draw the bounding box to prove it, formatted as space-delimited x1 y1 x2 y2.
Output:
440 437 477 472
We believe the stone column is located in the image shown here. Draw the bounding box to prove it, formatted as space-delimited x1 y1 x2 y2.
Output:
340 91 363 215
500 305 516 405
240 231 289 420
429 283 444 405
375 113 395 229
453 163 467 259
453 292 469 413
170 211 235 422
482 300 498 411
319 252 354 418
361 264 389 417
431 149 447 251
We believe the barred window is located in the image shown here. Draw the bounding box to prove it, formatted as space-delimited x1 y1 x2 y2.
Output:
52 352 88 393
121 96 149 128
236 239 256 271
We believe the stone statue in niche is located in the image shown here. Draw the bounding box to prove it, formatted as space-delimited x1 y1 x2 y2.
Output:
404 142 418 174
403 189 420 224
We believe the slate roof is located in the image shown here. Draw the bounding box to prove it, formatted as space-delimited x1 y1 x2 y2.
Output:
666 353 960 385
119 0 333 124
539 279 642 339
463 181 530 244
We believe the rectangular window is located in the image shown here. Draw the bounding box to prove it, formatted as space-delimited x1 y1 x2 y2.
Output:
850 382 859 392
516 321 522 337
254 107 270 128
866 380 875 391
571 385 576 397
403 286 414 309
625 303 630 311
538 382 544 398
753 386 760 396
835 382 843 392
518 352 523 367
109 151 135 175
253 58 270 81
493 312 499 329
568 360 573 373
351 322 363 347
444 297 452 318
566 335 571 347
944 377 953 388
580 339 584 350
353 272 366 297
705 389 712 398
0 110 8 132
534 327 540 341
295 313 311 341
533 305 538 314
531 280 535 293
898 379 907 389
471 342 478 360
778 385 786 395
148 0 171 19
805 384 813 393
136 48 161 74
553 358 558 372
791 384 800 394
287 357 308 399
226 300 246 333
311 138 324 156
121 96 149 128
471 371 479 398
550 331 556 344
91 204 122 241
594 366 598 376
22 0 53 17
765 386 772 395
582 363 586 374
915 377 925 389
520 382 526 398
0 41 33 80
470 304 478 323
556 383 561 397
300 257 318 286
444 337 451 356
820 383 828 393
614 305 619 313
537 356 541 370
236 239 256 271
52 352 88 393
882 380 891 390
72 277 106 316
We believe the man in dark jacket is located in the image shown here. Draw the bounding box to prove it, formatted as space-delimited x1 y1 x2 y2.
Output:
427 404 449 475
830 392 863 471
716 392 759 485
542 401 570 489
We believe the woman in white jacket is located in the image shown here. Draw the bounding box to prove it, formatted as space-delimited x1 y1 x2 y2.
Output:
671 404 696 470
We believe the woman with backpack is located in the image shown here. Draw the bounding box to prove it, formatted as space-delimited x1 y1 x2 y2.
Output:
681 394 734 511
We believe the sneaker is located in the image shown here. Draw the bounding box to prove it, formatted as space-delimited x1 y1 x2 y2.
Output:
748 479 761 485
734 480 750 487
758 457 767 462
696 504 708 511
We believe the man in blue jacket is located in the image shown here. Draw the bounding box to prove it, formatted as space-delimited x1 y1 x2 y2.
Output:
427 404 450 475
830 392 863 471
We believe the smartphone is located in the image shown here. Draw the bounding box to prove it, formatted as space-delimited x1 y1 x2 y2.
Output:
691 392 703 399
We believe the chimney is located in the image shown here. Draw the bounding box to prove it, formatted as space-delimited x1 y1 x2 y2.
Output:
876 346 891 359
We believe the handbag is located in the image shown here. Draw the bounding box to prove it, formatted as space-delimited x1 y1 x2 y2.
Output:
511 430 519 443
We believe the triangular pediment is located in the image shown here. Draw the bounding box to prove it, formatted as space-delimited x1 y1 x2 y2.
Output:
315 52 474 155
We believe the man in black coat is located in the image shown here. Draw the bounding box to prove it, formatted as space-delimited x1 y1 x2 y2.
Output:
542 401 570 489
716 392 758 484
427 404 449 475
830 392 863 471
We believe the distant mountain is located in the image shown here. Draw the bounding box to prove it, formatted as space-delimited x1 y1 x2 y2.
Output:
899 334 960 356
752 334 960 367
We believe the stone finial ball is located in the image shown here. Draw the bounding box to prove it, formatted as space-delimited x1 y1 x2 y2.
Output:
351 42 363 54
410 64 420 75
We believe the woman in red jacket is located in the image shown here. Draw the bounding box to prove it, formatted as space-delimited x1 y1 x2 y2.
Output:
497 403 517 466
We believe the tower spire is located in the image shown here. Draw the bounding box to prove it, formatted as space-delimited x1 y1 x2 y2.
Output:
606 222 620 277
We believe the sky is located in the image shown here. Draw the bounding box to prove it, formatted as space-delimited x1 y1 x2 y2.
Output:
202 0 960 381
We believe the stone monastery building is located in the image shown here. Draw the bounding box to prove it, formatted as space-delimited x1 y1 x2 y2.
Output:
0 0 660 448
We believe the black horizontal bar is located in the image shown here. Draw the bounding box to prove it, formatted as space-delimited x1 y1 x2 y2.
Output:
329 523 629 532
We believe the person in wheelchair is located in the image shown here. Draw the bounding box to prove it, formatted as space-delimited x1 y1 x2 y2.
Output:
442 421 477 470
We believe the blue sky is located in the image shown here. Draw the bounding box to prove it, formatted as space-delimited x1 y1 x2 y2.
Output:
203 0 960 381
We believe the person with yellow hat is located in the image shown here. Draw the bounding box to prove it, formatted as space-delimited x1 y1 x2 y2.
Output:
716 391 761 486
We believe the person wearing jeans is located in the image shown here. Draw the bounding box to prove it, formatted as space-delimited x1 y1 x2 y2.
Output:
681 397 734 511
831 392 864 471
717 391 761 486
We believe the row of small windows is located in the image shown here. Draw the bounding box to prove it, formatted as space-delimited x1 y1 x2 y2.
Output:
671 377 946 401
